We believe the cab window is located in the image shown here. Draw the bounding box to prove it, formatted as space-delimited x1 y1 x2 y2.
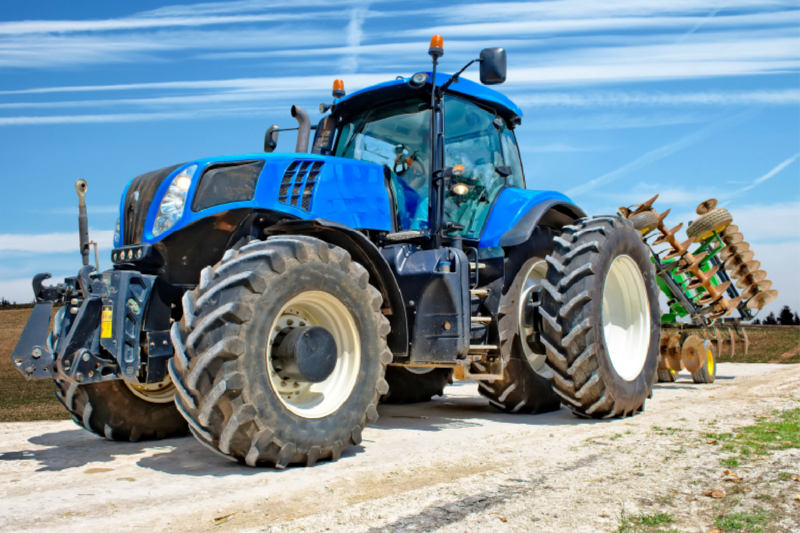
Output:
444 96 523 239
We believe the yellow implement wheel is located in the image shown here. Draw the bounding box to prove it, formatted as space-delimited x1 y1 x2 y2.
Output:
686 208 733 241
657 368 678 383
691 340 717 384
681 335 705 373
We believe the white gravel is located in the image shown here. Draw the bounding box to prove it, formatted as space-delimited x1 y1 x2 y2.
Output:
1 363 798 533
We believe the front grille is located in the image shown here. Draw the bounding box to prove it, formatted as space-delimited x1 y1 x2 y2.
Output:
278 160 324 211
123 164 183 245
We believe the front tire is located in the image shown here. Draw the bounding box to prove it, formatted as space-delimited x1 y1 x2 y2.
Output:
540 216 660 418
170 236 391 468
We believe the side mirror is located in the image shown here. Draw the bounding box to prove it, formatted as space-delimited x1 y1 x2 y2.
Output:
264 124 280 153
479 48 506 85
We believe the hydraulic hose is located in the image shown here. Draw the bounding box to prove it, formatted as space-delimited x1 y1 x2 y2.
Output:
75 179 90 267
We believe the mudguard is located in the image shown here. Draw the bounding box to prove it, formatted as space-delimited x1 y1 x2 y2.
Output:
479 187 586 248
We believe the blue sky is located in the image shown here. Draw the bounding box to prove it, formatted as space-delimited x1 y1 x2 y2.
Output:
0 0 798 317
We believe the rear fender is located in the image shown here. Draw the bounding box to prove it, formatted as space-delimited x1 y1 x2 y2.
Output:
263 218 408 358
479 188 586 248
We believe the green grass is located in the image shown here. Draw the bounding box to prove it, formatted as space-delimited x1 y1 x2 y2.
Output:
714 510 767 532
715 408 800 467
618 510 678 533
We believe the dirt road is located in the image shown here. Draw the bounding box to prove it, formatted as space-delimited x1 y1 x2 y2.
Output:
1 363 798 533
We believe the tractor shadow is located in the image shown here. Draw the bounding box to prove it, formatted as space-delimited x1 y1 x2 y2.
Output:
368 381 612 433
0 426 189 473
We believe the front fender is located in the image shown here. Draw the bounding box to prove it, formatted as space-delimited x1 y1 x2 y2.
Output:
479 188 586 248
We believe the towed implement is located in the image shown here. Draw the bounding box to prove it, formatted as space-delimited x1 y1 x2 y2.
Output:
621 196 777 384
12 37 661 468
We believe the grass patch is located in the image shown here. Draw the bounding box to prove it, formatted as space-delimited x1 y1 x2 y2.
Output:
618 510 678 533
714 510 767 532
716 407 799 467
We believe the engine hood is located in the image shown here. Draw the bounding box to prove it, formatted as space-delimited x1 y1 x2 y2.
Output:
119 153 394 245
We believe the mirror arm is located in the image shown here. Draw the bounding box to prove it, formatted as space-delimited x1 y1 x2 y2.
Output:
438 58 480 95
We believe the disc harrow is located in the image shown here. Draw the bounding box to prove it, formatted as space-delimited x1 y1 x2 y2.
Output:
619 195 778 383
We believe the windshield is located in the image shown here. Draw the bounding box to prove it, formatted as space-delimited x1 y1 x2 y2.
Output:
336 98 431 231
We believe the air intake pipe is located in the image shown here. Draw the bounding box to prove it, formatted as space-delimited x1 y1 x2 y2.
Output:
291 105 310 153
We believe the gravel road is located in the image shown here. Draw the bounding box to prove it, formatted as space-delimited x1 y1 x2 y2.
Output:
1 362 798 533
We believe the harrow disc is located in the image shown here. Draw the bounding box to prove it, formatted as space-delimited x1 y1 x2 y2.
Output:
681 335 706 373
741 280 773 301
722 224 739 236
723 249 755 270
735 269 767 289
666 334 683 371
730 260 761 279
721 241 751 260
746 289 778 310
722 232 744 245
697 281 731 306
696 198 718 215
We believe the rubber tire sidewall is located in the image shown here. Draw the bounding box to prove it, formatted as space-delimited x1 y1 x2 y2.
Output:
592 223 661 408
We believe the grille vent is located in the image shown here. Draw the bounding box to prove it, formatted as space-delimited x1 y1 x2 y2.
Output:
278 160 324 211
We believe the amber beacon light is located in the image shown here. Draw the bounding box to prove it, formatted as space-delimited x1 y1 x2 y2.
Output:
428 35 443 59
332 79 345 99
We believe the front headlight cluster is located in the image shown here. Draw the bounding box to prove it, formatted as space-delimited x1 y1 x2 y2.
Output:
152 164 196 237
112 247 144 262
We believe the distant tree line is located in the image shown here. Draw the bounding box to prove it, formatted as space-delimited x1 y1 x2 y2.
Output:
751 305 800 326
0 296 36 310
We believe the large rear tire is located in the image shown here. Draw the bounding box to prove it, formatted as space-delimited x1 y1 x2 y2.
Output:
380 366 453 404
540 216 660 418
170 236 390 468
479 228 562 414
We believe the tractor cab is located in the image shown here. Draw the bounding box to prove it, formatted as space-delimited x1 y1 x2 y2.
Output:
323 76 525 240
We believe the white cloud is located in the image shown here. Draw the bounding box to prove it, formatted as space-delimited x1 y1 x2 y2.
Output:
341 6 369 73
0 230 114 253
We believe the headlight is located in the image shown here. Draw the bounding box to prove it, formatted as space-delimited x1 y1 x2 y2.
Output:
113 217 121 246
152 165 196 237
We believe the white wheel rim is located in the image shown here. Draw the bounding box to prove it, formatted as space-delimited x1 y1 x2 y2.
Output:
518 260 551 376
404 366 435 375
125 376 176 404
602 255 651 381
266 291 360 419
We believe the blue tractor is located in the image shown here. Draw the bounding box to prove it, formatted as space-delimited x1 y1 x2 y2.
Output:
12 38 660 467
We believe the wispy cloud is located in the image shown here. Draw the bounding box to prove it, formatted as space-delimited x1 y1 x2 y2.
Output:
521 143 605 153
341 5 369 73
0 230 114 253
0 107 285 127
512 89 800 108
737 153 800 193
566 110 756 197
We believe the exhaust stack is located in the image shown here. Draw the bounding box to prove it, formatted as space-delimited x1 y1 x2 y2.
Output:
291 105 310 153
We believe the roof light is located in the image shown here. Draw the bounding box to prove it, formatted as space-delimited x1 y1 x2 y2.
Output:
428 35 443 59
333 79 345 99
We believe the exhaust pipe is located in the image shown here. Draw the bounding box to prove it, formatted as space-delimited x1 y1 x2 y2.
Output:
75 179 90 267
291 105 310 153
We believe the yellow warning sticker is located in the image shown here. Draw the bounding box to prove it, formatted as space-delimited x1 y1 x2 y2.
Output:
101 305 113 338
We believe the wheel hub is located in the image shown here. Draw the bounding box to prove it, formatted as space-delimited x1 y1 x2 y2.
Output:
273 326 338 383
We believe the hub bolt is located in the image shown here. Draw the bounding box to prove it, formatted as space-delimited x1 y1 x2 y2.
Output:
31 348 42 359
126 367 134 375
82 352 90 362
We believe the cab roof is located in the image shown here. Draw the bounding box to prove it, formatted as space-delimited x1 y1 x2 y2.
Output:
333 72 523 124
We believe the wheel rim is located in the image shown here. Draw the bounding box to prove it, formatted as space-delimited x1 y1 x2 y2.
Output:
404 366 435 375
266 291 360 419
518 260 550 376
125 376 176 404
707 347 715 375
602 255 651 381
